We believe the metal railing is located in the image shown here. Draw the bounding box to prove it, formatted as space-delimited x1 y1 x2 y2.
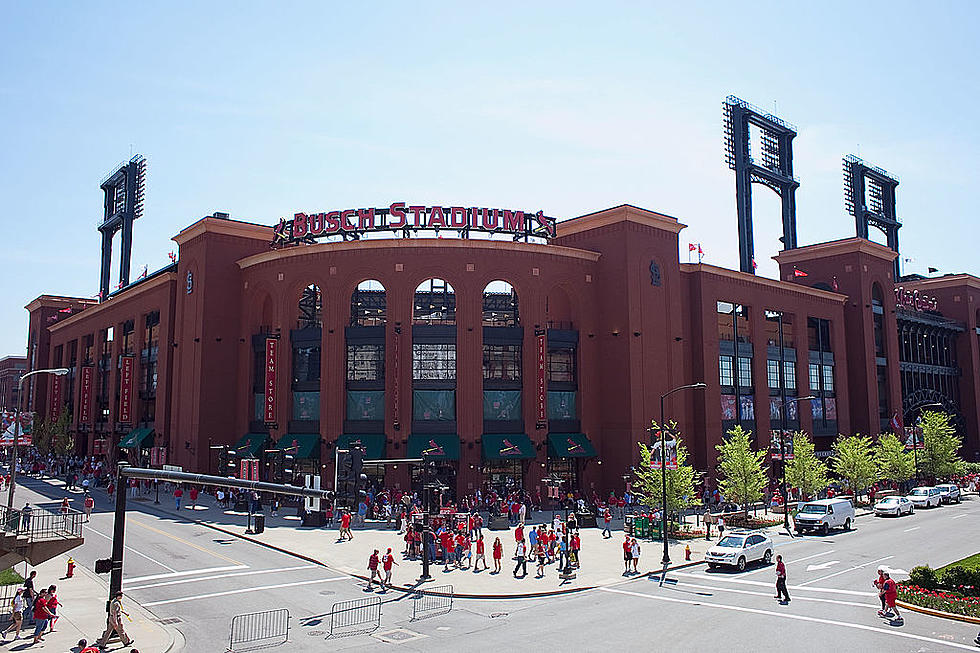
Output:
229 608 289 652
411 584 453 621
327 596 381 637
0 584 19 628
0 505 83 541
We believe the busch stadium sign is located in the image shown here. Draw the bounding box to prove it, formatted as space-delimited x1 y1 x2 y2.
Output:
271 202 558 247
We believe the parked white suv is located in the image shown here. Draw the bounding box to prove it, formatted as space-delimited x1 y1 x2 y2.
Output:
906 486 942 509
705 531 774 572
793 498 855 535
935 483 962 504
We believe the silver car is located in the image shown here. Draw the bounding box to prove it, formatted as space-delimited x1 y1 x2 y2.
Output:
935 484 962 504
874 496 913 517
705 532 774 572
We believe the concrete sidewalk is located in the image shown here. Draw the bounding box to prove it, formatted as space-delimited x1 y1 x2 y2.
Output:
138 491 793 598
2 552 182 652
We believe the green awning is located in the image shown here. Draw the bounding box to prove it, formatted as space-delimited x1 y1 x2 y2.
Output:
482 433 535 460
118 427 154 449
274 434 320 459
337 434 386 460
407 434 460 461
548 433 596 458
233 432 269 457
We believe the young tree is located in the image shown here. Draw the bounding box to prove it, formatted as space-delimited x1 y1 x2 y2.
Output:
716 425 767 510
632 421 701 518
51 408 74 458
784 431 829 501
918 410 964 481
874 433 914 486
831 434 878 501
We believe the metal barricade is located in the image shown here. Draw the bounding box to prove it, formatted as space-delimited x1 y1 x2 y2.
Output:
229 608 289 652
411 584 453 621
327 596 381 637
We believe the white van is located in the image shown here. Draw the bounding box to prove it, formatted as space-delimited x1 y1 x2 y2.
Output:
793 498 856 535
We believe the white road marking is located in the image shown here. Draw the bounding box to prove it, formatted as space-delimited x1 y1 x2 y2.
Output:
904 526 920 532
952 514 968 520
127 565 315 591
798 556 893 587
669 571 875 597
600 587 978 651
740 549 838 577
125 565 250 584
664 578 877 609
787 550 836 565
142 576 349 606
84 525 178 572
805 561 840 572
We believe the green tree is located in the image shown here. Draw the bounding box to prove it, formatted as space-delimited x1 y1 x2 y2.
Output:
874 433 914 486
632 421 701 517
50 408 74 457
31 414 54 456
919 411 964 480
784 431 829 501
716 425 767 510
831 434 878 500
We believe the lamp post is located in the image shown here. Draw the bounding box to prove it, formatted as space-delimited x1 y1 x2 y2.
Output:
658 382 707 585
778 395 817 535
6 368 69 514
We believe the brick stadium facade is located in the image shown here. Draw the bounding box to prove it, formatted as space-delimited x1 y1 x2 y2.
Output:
23 205 980 498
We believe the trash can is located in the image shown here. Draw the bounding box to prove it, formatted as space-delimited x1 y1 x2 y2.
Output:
253 514 265 534
624 515 634 535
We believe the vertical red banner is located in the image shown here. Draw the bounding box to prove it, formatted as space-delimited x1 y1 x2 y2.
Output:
119 355 135 424
79 366 94 424
536 332 547 426
392 327 400 427
48 374 63 420
149 447 158 466
264 337 278 425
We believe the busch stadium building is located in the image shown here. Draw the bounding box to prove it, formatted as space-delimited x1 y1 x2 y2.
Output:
20 103 980 502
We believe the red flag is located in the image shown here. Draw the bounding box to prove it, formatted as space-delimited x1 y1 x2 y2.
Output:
752 258 758 271
168 252 177 262
689 243 697 252
793 268 808 278
58 307 71 313
890 411 903 433
698 245 703 255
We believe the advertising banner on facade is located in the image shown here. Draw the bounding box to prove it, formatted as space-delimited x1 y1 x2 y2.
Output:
79 366 94 424
149 446 167 466
650 431 678 470
770 429 794 460
48 374 64 420
392 327 401 428
239 458 259 481
264 337 278 426
904 426 924 451
536 332 547 427
0 412 33 446
119 355 135 424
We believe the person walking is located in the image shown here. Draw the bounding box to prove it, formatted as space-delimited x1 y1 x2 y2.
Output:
20 503 33 532
774 554 790 603
366 550 381 591
45 585 58 632
601 507 612 539
2 588 24 640
874 568 887 614
881 572 901 620
339 511 353 541
513 538 528 578
30 588 52 645
474 535 487 572
630 538 641 574
189 486 199 509
381 547 398 591
535 541 546 578
492 537 503 574
173 486 183 510
22 571 36 624
83 493 95 522
97 591 134 648
77 639 100 653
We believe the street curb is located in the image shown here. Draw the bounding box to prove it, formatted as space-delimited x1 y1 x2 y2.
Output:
896 600 980 625
167 512 709 600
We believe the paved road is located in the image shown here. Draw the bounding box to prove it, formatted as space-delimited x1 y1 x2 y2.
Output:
13 476 980 651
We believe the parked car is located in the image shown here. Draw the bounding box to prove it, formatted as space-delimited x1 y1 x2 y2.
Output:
793 498 855 535
874 496 914 517
906 486 942 509
705 531 773 572
935 483 962 504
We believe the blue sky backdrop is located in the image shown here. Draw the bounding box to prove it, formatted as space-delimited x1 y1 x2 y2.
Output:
1 1 977 356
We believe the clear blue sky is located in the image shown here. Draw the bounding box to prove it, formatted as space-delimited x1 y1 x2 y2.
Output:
2 2 978 357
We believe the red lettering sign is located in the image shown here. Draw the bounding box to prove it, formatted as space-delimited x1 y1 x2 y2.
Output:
536 332 547 427
48 374 63 420
119 356 135 424
264 337 278 425
392 327 400 427
79 366 94 425
894 286 938 313
239 458 259 481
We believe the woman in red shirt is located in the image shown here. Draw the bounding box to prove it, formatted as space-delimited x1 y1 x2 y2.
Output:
474 535 486 572
492 537 503 574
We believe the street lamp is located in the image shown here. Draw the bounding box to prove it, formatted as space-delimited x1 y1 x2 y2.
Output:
658 382 707 585
778 395 817 535
6 368 69 514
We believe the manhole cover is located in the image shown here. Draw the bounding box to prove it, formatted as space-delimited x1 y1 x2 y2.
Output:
373 629 427 644
490 612 508 618
307 630 327 637
318 590 336 596
156 617 182 625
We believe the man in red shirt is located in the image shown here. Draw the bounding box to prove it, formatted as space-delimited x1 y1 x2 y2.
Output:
474 535 487 572
881 572 900 620
601 508 612 538
623 535 632 574
381 547 398 591
339 511 353 541
31 588 53 644
173 486 183 510
774 554 790 603
367 550 381 591
189 486 199 509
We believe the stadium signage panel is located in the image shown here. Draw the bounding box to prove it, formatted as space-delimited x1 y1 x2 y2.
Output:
271 202 557 247
894 286 938 313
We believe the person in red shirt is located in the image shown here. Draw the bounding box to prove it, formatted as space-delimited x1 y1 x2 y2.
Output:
623 535 632 574
774 554 790 602
339 511 353 541
381 547 398 591
189 486 199 509
173 486 183 510
83 494 95 522
474 535 487 572
881 572 900 619
367 550 381 591
440 530 453 567
601 508 612 538
515 524 524 545
571 532 581 567
492 536 503 574
874 568 887 613
31 589 52 644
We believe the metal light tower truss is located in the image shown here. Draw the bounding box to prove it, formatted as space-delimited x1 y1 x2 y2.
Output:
723 96 800 274
843 154 901 278
98 155 147 301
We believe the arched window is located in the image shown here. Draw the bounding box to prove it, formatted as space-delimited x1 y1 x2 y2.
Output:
482 281 519 326
297 283 322 329
351 279 386 326
413 278 455 325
